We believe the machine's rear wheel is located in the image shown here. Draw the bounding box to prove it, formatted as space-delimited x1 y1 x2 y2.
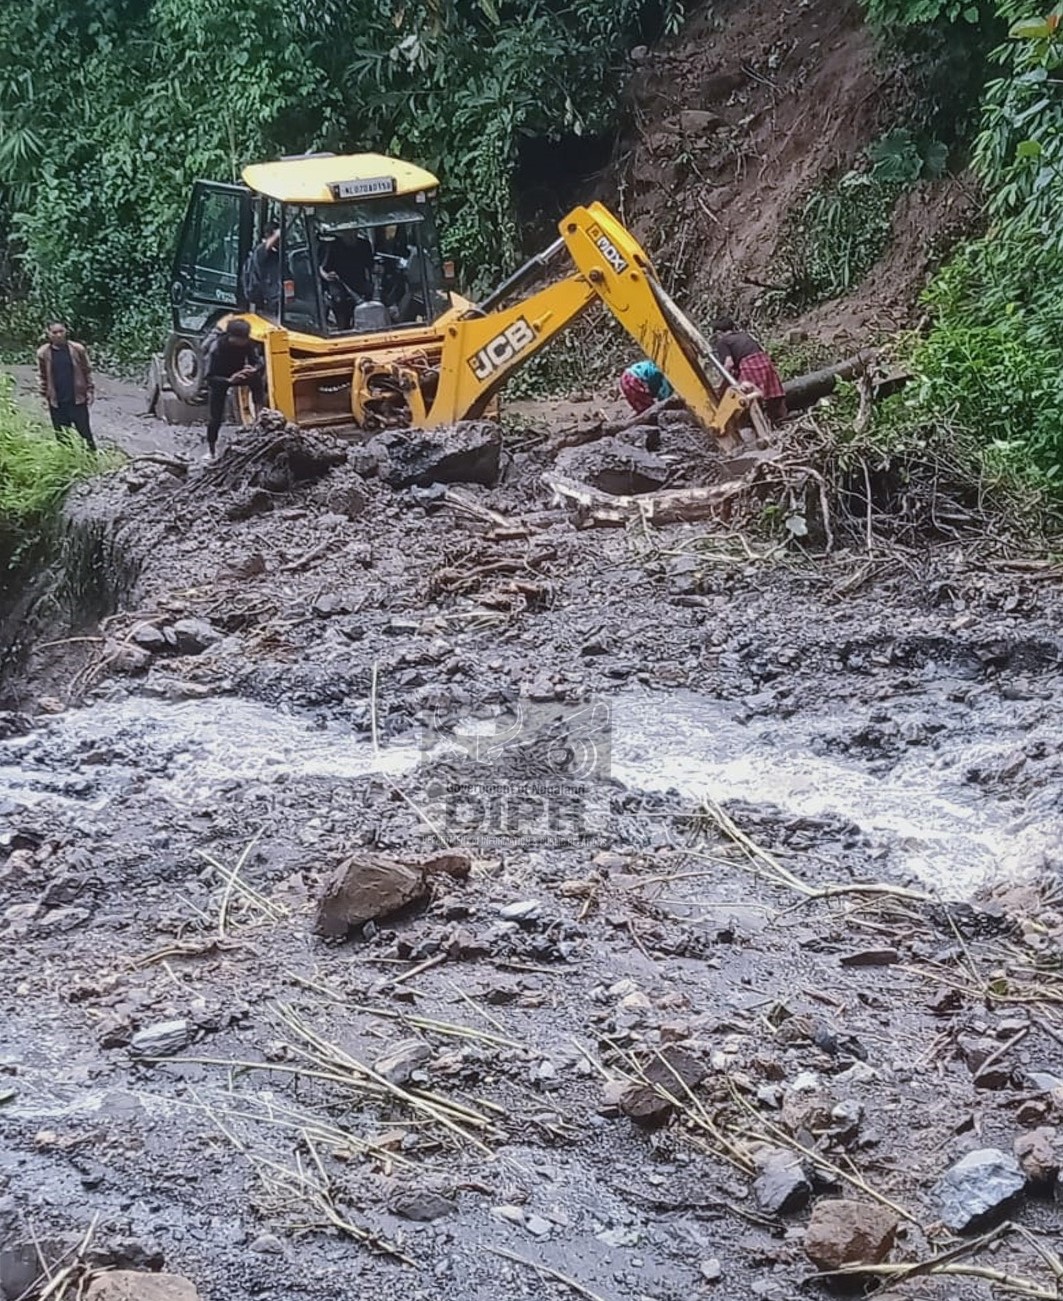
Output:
163 333 208 404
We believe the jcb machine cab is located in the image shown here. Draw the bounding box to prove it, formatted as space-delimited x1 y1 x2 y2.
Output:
164 151 763 443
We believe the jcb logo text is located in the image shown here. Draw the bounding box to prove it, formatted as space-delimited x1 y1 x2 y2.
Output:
592 231 628 276
469 317 536 380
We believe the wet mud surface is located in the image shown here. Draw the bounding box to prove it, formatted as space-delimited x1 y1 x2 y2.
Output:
2 419 1063 1300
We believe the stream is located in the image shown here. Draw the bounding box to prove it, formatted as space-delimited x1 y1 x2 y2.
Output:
2 683 1057 897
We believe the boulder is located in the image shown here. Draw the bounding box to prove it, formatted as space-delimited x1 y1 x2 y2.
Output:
314 855 431 937
384 422 502 489
130 623 168 651
85 1273 199 1301
105 641 152 675
555 437 669 496
803 1199 897 1271
170 619 221 655
934 1148 1025 1231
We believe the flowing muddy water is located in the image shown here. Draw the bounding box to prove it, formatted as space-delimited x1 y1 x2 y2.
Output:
1 683 1057 895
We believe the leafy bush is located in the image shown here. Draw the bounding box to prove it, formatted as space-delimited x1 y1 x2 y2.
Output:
0 375 110 537
777 172 899 309
901 9 1063 484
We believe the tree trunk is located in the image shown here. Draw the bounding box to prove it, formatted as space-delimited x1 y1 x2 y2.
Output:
783 350 880 410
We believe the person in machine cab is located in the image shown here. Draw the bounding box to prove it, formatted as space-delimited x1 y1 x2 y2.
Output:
36 322 96 450
243 223 282 317
319 228 374 330
620 358 673 414
711 317 787 424
204 319 264 458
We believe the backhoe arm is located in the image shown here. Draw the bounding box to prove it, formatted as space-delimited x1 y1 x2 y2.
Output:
427 202 752 440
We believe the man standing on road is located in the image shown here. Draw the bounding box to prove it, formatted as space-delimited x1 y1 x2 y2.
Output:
204 318 265 458
36 322 97 450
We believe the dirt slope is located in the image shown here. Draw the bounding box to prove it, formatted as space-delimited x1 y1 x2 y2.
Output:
607 0 978 342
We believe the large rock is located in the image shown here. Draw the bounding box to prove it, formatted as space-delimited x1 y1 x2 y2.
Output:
555 437 669 496
170 619 221 655
85 1273 200 1301
803 1199 897 1271
753 1149 812 1216
384 422 501 489
314 855 430 937
934 1148 1025 1231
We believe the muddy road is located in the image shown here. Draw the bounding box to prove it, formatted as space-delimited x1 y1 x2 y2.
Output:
2 411 1063 1301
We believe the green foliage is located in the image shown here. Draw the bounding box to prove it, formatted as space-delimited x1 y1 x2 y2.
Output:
0 375 112 534
776 173 899 310
868 128 949 181
900 7 1063 484
0 0 681 353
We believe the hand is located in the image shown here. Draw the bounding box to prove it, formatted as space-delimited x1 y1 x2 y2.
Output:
87 391 95 406
323 270 338 281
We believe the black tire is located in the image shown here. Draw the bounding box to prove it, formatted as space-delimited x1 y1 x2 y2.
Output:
163 333 209 404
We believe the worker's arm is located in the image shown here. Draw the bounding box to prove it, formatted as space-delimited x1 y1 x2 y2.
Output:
36 348 48 403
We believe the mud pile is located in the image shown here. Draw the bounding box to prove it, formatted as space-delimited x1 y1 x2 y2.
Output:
2 413 1063 1301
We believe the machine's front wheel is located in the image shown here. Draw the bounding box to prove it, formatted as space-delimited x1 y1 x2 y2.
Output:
163 333 209 404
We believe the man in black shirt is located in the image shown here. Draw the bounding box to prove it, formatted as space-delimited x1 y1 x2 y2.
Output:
320 229 374 330
204 319 265 457
36 322 96 450
242 223 282 318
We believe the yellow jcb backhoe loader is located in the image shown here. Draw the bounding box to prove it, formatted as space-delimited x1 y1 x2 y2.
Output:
161 151 765 447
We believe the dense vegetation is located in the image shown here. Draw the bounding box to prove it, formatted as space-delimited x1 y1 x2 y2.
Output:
859 1 1063 482
0 0 679 355
0 377 110 556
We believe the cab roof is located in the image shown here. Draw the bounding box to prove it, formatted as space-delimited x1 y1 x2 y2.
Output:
242 153 439 204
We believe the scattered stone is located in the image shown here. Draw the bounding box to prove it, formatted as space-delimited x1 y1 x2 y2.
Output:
1014 1128 1059 1190
619 1083 673 1129
384 422 501 489
498 900 542 923
492 1204 526 1226
96 1014 133 1049
312 593 352 618
524 1214 552 1237
105 641 152 674
391 1189 456 1221
699 1259 722 1283
753 1149 812 1216
839 948 901 968
170 618 221 655
325 480 368 520
803 1199 898 1271
1027 1071 1063 1092
84 1273 199 1301
934 1148 1025 1231
226 488 274 521
130 622 167 651
373 1039 431 1087
418 850 473 880
129 1020 190 1059
314 855 431 937
249 1233 285 1254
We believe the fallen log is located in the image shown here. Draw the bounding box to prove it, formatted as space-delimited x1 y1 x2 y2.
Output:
782 349 914 411
543 471 754 528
